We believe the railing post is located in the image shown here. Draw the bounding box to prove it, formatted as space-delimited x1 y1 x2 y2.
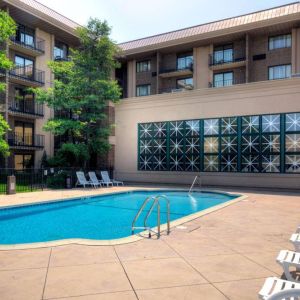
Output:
157 203 160 238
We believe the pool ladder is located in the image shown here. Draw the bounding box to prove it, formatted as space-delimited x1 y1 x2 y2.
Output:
189 175 202 194
131 195 170 239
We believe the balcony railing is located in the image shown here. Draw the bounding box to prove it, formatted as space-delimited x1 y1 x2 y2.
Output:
209 78 246 88
8 65 45 85
209 52 246 66
8 133 44 149
10 36 45 53
160 63 193 75
8 98 44 117
54 55 70 62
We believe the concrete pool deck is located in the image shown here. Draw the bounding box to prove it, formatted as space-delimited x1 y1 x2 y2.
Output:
0 186 299 299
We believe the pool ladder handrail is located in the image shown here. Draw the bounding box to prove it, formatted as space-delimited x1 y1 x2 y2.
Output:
189 175 202 194
131 195 170 239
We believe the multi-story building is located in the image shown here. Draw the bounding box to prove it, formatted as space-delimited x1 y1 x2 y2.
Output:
0 0 79 169
115 2 300 189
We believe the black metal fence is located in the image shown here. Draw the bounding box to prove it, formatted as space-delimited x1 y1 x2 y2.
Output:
0 167 115 194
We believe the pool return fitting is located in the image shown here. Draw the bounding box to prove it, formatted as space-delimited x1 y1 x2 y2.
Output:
131 195 170 239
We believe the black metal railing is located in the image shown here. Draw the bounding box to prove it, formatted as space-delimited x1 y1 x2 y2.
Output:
8 133 45 148
159 87 191 94
9 65 45 85
54 56 71 62
160 63 193 75
8 97 44 117
209 52 246 66
209 78 246 88
10 36 45 53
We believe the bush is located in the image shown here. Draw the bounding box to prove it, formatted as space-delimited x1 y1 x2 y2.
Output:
46 171 67 189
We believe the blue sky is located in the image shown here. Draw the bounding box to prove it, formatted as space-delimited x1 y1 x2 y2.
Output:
38 0 295 43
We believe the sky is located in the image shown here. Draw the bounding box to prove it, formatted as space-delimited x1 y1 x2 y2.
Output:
37 0 295 43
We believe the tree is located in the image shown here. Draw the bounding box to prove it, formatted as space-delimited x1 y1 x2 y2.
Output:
33 19 121 167
0 10 16 158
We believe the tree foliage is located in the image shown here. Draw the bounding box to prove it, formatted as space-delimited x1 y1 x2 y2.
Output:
33 19 121 167
0 10 16 158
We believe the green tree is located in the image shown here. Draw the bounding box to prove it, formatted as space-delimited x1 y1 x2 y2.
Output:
0 10 16 158
34 19 121 167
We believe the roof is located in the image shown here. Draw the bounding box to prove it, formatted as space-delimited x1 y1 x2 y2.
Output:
119 2 300 53
2 0 81 33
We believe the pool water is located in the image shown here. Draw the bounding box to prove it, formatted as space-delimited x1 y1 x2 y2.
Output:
0 190 238 245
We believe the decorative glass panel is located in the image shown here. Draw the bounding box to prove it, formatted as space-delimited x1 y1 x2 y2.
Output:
262 155 280 173
221 136 237 154
185 155 200 172
221 155 237 172
170 138 184 155
285 155 300 173
221 117 237 135
204 137 218 153
153 155 167 171
170 121 184 138
139 123 152 139
153 139 166 155
262 114 280 133
140 140 152 155
262 135 280 153
242 135 260 153
153 122 167 138
241 155 260 172
170 155 184 171
204 119 219 135
139 156 152 171
186 137 200 154
186 120 199 136
286 113 300 132
285 134 300 152
204 155 219 172
242 116 259 134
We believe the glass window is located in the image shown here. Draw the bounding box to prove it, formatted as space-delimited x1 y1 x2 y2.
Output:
136 84 151 97
213 44 233 64
54 41 69 60
177 55 193 70
269 34 291 50
213 72 233 87
16 24 35 47
269 65 291 80
14 154 33 170
176 77 193 88
136 60 151 72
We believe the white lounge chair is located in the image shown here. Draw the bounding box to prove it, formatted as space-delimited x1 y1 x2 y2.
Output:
290 233 300 252
101 171 124 186
259 277 300 300
277 250 300 282
88 172 102 187
75 171 95 188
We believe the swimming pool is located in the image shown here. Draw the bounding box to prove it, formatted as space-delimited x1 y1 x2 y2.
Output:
0 190 240 246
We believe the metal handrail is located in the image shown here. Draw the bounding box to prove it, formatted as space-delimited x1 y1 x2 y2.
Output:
131 194 170 239
189 175 201 194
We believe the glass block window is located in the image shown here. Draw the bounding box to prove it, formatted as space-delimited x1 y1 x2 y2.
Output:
137 112 300 174
269 34 291 50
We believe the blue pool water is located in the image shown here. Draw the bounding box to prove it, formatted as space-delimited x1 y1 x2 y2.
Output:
0 190 238 245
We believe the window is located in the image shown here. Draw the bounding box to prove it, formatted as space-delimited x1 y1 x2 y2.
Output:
13 88 34 113
136 60 151 72
269 34 291 50
136 84 151 97
213 72 233 87
14 55 34 78
54 41 69 60
176 78 193 88
177 54 193 70
268 65 291 80
14 121 34 146
213 44 233 64
15 23 35 47
14 154 34 170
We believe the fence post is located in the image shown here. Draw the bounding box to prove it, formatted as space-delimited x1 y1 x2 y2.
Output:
6 175 16 195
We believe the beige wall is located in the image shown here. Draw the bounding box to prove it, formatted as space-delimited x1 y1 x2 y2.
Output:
292 27 300 74
193 46 211 89
127 60 136 98
115 78 300 189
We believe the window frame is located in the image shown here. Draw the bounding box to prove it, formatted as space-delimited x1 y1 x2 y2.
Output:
176 54 193 70
136 84 151 97
268 34 292 51
54 40 69 60
268 64 292 80
213 71 234 87
213 44 234 64
136 60 151 73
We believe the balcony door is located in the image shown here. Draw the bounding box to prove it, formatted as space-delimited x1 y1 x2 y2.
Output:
14 55 34 79
14 88 34 114
14 121 34 146
16 24 35 48
213 45 233 64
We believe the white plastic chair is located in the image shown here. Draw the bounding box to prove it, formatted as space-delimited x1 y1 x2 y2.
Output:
259 277 300 300
88 172 102 188
277 250 300 282
75 171 95 188
290 233 300 252
101 171 124 186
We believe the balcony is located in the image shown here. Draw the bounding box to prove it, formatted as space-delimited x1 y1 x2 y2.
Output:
8 133 44 150
209 51 246 70
4 65 45 86
159 64 193 78
54 55 70 62
10 36 45 56
8 97 44 118
209 78 246 88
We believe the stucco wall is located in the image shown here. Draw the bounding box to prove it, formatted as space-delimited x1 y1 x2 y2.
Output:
115 78 300 189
